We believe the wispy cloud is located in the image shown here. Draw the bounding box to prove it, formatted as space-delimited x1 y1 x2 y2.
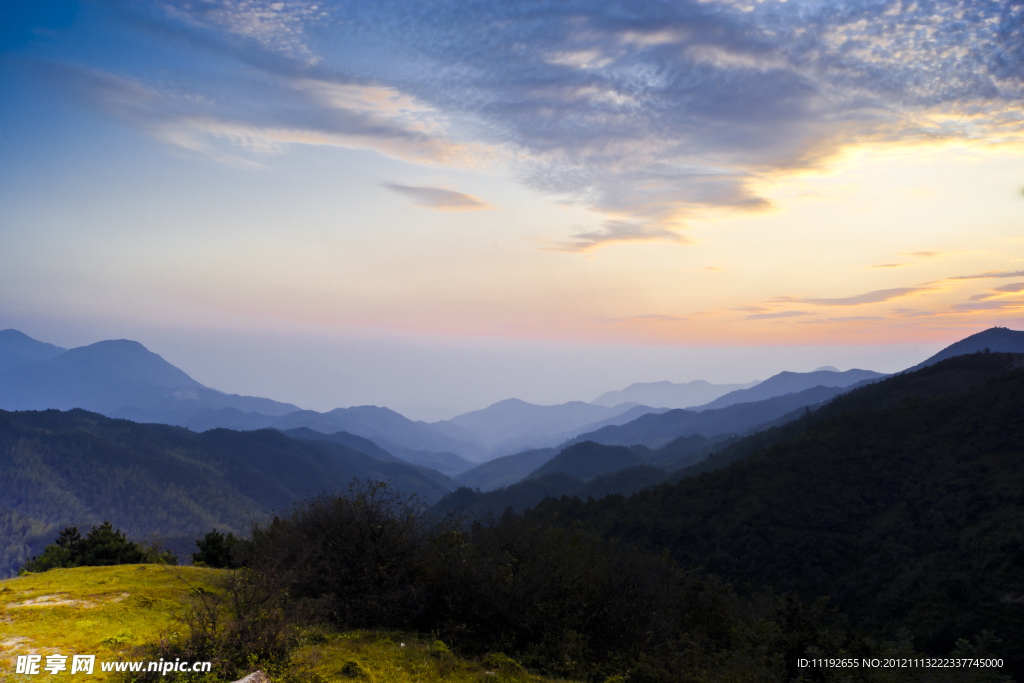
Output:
547 220 690 253
746 310 809 320
783 287 932 307
968 281 1024 301
157 0 328 62
952 299 1024 311
383 183 494 212
594 313 688 323
30 58 493 168
995 282 1024 293
903 251 941 258
871 263 910 269
948 270 1024 281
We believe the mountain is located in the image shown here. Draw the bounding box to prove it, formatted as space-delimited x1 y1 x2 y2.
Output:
0 331 483 464
455 448 557 492
438 398 656 456
527 352 1024 678
906 326 1024 371
590 379 760 409
565 383 859 450
526 441 646 481
0 408 458 577
0 329 66 373
693 368 886 411
281 427 400 462
433 463 669 518
0 337 299 419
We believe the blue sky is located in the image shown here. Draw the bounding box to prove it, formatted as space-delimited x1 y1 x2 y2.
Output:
1 0 1022 418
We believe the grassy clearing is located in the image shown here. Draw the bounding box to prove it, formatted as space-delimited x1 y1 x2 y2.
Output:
289 630 577 683
0 565 222 682
1 566 578 683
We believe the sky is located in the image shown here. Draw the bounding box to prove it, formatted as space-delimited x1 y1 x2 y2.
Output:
1 0 1022 420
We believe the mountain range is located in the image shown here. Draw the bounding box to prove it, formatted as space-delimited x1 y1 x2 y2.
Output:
0 408 459 577
3 326 1021 507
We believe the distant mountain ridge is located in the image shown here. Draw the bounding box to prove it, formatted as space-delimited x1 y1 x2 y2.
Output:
0 329 66 373
436 398 662 457
565 383 864 450
590 379 759 409
693 368 887 411
0 332 484 464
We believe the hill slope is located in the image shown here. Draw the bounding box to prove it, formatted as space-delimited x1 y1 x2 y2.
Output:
0 409 456 577
906 326 1024 371
454 448 557 492
529 353 1024 676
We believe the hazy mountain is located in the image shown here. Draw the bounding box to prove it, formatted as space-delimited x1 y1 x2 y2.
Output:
455 448 557 492
281 427 400 462
433 464 668 518
0 329 66 373
439 398 652 454
0 336 299 420
527 441 646 481
0 408 458 577
905 326 1024 372
0 331 484 464
693 368 886 411
591 379 760 409
566 383 859 450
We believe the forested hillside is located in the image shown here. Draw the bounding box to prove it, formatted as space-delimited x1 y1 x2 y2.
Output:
0 409 456 576
529 352 1024 677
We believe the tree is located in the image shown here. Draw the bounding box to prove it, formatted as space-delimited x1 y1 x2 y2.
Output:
21 521 160 572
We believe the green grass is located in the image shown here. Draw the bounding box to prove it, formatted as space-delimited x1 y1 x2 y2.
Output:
0 565 223 682
1 566 579 683
289 631 578 683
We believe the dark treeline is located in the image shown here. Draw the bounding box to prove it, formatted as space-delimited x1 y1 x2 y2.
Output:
133 482 1010 683
21 521 176 571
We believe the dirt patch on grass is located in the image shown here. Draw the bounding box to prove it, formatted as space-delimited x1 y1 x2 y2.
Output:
1 636 29 651
7 592 129 609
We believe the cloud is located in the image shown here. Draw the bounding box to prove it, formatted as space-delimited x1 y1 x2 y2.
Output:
995 282 1024 293
948 270 1024 281
952 299 1024 311
31 61 487 168
904 251 941 258
969 281 1024 301
745 310 809 320
785 287 932 307
156 0 328 62
594 313 688 323
548 220 691 253
383 183 494 211
58 0 1024 248
871 263 910 269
